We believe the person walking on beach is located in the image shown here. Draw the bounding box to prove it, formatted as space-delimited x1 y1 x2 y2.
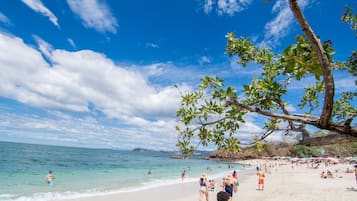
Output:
217 191 232 201
199 173 209 201
45 170 55 185
257 168 265 191
232 170 239 192
222 175 235 197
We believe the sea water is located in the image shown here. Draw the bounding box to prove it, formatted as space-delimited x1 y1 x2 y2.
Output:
0 141 244 201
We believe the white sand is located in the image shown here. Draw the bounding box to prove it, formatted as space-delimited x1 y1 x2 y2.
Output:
63 161 356 201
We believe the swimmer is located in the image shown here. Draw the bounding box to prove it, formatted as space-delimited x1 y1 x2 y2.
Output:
45 170 55 185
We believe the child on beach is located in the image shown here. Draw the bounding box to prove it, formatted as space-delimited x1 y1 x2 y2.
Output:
209 179 216 191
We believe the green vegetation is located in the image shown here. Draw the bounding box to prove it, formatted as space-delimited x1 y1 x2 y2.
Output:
294 145 320 158
176 0 356 157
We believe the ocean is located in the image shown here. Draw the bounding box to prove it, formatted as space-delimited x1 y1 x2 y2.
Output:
0 141 244 201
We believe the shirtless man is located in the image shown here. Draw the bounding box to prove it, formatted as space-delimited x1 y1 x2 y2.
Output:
257 168 265 191
46 171 55 185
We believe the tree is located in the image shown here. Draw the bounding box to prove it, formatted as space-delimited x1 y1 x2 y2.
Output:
175 0 357 157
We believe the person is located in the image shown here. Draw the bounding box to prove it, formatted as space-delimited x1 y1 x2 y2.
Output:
199 174 209 201
232 170 239 192
257 168 265 191
222 175 235 197
217 191 232 201
320 171 327 179
327 170 334 178
354 165 357 185
147 168 152 175
182 169 186 180
45 170 55 185
209 179 216 192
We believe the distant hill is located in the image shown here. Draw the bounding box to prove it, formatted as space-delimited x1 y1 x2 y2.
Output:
132 148 175 154
209 142 357 160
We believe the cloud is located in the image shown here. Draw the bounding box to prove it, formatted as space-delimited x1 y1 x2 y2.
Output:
0 112 179 150
202 0 253 16
0 32 182 128
0 12 11 25
146 42 159 49
67 38 77 48
67 0 118 33
0 33 188 148
0 32 265 150
21 0 60 28
199 56 212 65
259 0 309 48
33 35 53 59
203 0 214 14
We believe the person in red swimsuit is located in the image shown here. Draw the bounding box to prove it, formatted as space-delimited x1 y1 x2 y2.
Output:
257 168 265 191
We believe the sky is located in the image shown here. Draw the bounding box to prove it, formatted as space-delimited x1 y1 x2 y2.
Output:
0 0 356 151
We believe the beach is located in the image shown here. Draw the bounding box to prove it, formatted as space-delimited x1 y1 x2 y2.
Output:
64 160 356 201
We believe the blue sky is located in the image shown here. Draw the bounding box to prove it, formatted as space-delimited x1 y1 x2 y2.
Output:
0 0 355 150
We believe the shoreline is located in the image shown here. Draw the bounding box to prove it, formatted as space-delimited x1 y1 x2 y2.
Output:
61 164 256 201
62 160 357 201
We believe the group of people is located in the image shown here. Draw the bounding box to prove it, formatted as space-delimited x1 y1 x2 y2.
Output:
199 166 266 201
199 169 245 201
320 170 334 179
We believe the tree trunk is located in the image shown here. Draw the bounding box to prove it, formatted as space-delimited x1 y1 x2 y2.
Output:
289 0 335 128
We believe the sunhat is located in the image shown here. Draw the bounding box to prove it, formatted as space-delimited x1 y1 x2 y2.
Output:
201 173 208 178
224 175 233 180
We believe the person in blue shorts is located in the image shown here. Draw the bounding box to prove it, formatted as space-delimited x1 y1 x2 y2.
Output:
45 170 55 185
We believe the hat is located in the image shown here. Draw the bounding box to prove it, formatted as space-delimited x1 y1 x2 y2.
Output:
224 175 233 180
201 173 207 178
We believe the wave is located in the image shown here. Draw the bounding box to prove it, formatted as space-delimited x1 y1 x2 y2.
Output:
0 169 238 201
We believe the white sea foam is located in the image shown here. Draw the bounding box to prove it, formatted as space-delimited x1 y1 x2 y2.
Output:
0 170 241 201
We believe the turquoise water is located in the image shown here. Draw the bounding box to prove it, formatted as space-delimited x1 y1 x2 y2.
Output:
0 141 243 201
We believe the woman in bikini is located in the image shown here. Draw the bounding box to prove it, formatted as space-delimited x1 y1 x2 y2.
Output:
199 174 209 201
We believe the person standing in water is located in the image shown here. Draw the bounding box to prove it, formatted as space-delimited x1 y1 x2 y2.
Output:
45 170 55 185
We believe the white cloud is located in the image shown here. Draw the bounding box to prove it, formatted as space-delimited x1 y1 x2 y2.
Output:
33 35 53 59
0 32 266 150
67 38 77 48
0 12 11 25
202 0 253 16
67 0 118 33
204 0 214 14
260 0 309 48
0 32 202 150
199 56 212 65
21 0 60 28
0 112 179 150
0 32 181 133
146 42 159 48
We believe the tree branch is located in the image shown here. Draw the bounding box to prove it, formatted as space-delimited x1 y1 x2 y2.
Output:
226 99 357 137
289 0 335 127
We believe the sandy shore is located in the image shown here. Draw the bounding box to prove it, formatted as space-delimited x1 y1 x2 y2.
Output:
64 160 356 201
